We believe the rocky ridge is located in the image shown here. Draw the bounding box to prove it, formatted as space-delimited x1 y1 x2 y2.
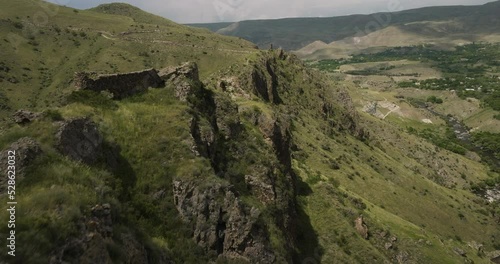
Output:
170 49 367 262
171 55 299 262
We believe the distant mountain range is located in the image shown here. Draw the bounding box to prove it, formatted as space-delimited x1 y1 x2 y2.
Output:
188 0 500 58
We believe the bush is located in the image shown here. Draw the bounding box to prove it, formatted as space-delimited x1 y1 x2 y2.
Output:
13 21 23 29
306 172 322 185
328 177 340 188
427 96 443 104
44 109 64 121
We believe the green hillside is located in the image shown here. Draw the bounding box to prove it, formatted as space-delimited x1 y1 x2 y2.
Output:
0 1 499 264
0 0 256 120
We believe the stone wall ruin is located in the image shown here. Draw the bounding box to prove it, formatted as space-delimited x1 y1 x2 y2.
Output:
73 69 164 99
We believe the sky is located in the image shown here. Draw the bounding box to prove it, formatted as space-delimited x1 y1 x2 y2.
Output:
46 0 495 23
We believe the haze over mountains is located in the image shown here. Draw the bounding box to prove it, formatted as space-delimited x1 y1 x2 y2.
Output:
189 0 500 58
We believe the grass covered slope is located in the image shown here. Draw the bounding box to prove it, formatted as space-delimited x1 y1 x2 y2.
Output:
0 1 499 263
0 0 256 120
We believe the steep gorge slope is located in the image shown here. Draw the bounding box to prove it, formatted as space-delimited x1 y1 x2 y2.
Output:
0 1 499 263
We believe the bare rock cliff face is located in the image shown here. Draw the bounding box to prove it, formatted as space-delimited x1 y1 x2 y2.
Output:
172 60 299 262
173 180 276 263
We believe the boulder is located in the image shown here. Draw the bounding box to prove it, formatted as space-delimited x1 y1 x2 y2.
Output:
385 242 393 250
453 247 466 257
55 118 103 165
12 109 40 124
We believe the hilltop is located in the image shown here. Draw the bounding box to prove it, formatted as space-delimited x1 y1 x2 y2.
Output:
0 1 499 264
89 3 178 26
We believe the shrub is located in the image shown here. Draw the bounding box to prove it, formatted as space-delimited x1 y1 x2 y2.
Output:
328 177 340 188
307 172 322 185
427 96 443 104
13 21 23 29
44 109 64 121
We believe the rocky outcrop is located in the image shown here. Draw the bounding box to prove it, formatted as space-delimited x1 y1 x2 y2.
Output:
0 137 43 194
74 69 164 99
242 50 365 140
12 109 41 124
50 203 165 264
55 118 104 165
354 215 369 239
54 118 122 170
485 186 500 203
213 95 241 139
159 61 199 81
250 60 281 104
180 55 300 262
453 247 466 257
327 88 366 139
173 180 275 263
488 250 500 264
396 251 409 264
159 62 201 101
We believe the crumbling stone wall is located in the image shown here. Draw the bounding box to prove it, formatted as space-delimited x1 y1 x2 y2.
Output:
74 69 164 99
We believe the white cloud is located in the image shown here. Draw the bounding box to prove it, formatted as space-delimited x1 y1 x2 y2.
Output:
45 0 495 23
